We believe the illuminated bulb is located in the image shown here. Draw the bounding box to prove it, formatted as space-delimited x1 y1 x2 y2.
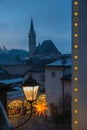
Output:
74 55 78 59
74 66 78 70
74 120 78 125
74 1 78 5
74 98 78 103
74 12 78 16
74 33 78 37
74 44 78 48
74 23 78 27
74 77 78 81
74 110 78 114
74 87 78 92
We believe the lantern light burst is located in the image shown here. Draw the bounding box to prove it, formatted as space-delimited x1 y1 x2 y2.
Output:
33 100 48 116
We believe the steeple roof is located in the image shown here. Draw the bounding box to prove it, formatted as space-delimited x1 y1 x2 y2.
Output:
30 18 35 32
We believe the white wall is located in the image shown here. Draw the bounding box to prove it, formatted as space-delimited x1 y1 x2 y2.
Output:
45 66 63 116
45 66 71 116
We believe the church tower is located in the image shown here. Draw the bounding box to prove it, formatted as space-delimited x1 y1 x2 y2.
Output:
28 18 36 58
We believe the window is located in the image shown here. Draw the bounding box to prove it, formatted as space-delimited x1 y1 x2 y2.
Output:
51 72 56 78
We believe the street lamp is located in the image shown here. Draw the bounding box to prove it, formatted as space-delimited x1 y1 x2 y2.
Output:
0 75 49 130
0 76 39 130
13 75 39 130
23 75 39 102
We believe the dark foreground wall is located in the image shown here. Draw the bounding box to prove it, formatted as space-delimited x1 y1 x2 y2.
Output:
72 0 87 130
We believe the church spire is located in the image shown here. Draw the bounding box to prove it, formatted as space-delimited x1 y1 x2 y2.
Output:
28 18 36 58
30 18 34 32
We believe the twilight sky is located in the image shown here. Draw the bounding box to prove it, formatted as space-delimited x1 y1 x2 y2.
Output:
0 0 71 54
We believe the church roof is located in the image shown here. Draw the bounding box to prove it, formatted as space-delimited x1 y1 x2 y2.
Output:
34 40 61 57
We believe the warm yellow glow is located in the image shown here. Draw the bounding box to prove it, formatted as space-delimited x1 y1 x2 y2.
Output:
23 86 39 101
74 12 78 16
74 66 78 70
74 44 78 49
74 55 78 59
8 100 23 116
74 1 78 5
33 100 48 116
74 98 78 103
38 94 46 102
74 23 78 27
73 1 79 128
74 33 78 37
74 77 78 81
74 87 78 92
74 110 78 114
74 120 78 125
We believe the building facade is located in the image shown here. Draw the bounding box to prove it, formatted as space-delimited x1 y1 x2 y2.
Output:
45 54 71 117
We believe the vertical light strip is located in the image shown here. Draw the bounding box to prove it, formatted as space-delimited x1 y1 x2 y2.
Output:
72 1 79 130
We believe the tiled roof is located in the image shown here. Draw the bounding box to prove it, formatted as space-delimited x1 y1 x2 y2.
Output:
47 54 72 67
0 77 22 85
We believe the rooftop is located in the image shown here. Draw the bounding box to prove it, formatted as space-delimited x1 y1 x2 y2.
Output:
47 54 72 67
34 40 61 57
0 77 22 85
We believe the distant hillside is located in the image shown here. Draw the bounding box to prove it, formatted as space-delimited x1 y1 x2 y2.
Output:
0 40 62 65
0 48 28 64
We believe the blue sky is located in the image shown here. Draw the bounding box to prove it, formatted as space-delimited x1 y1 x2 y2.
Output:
0 0 71 54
